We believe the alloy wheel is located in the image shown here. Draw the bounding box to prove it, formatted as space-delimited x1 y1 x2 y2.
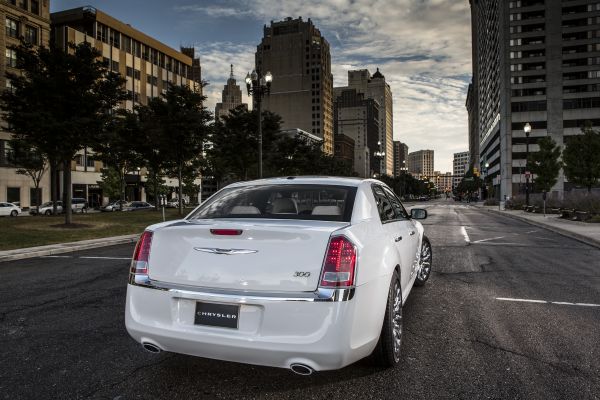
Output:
417 240 432 282
392 281 402 361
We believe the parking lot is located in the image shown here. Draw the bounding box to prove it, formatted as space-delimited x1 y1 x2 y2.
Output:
1 201 599 399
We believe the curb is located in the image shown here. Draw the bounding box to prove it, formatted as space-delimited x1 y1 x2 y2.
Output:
484 208 600 250
0 234 140 263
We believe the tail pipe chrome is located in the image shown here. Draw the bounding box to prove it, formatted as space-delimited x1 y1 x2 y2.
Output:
290 363 314 376
142 342 161 354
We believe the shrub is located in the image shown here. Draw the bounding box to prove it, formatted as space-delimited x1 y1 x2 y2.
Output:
484 198 499 206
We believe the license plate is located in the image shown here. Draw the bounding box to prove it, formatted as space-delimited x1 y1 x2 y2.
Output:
194 302 239 329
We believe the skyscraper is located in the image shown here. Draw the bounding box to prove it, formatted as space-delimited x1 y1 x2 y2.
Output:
337 69 394 175
408 150 434 179
215 64 247 120
393 141 408 177
469 0 600 199
255 17 334 154
453 151 470 189
333 89 379 178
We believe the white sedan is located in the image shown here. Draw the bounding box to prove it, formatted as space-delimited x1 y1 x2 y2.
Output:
125 177 432 374
0 202 21 217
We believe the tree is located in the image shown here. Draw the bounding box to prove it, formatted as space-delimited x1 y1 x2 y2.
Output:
1 41 126 224
7 139 47 207
207 107 280 184
144 84 211 214
97 166 123 201
528 136 562 194
563 125 600 193
92 109 141 210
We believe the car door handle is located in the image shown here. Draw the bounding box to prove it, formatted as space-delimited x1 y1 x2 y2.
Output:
409 231 416 236
395 236 402 242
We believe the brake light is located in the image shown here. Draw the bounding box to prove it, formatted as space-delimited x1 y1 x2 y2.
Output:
129 231 153 285
210 229 243 236
319 236 357 288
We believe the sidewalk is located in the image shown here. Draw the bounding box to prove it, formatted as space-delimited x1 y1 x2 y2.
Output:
0 234 139 263
480 205 600 249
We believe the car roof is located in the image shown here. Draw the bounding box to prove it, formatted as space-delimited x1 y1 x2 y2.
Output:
226 176 379 188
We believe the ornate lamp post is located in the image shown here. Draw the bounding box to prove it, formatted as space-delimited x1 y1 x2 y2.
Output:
374 140 386 178
245 70 273 178
524 122 532 206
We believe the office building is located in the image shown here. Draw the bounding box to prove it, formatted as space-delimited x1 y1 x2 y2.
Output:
51 6 203 206
215 64 247 120
334 134 355 171
432 171 453 193
0 0 51 208
333 88 380 178
336 68 394 175
393 141 408 177
255 17 334 154
408 150 434 179
453 151 470 189
469 0 600 199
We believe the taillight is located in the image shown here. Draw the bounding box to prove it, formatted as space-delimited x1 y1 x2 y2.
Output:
210 229 243 236
129 230 153 285
319 235 357 288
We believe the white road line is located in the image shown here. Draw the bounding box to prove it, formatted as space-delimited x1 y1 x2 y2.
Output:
460 226 470 244
496 297 600 307
496 297 547 304
42 255 72 258
524 230 539 234
471 236 506 244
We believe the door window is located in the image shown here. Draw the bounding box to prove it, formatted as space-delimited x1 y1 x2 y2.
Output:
382 186 409 219
371 185 396 222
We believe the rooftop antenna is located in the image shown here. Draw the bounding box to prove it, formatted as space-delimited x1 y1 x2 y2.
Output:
230 63 234 79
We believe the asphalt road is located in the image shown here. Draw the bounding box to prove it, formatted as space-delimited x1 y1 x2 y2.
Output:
1 200 599 400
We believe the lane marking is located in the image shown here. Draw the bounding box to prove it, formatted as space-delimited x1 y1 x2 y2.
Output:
472 242 521 246
524 230 539 234
460 226 470 244
496 297 600 307
42 255 71 258
471 236 506 244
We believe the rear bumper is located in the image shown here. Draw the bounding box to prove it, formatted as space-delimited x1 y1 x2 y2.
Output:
125 282 376 371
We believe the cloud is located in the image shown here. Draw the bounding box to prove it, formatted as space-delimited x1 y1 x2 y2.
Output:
181 0 472 171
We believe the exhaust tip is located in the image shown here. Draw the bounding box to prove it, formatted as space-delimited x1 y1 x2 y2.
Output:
290 363 314 376
142 342 161 354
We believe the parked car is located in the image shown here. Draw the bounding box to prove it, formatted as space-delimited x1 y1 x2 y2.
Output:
125 177 432 374
100 200 128 212
71 197 89 213
32 201 63 216
166 198 187 208
123 201 155 211
0 202 21 217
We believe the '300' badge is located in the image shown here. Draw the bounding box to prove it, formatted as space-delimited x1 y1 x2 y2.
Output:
293 271 311 277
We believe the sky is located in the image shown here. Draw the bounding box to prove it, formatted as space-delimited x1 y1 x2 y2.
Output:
53 0 472 172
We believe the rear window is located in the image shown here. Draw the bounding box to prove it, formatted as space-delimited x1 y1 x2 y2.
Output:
188 184 357 222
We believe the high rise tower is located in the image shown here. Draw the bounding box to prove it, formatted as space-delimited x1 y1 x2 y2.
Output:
255 17 334 154
215 64 247 120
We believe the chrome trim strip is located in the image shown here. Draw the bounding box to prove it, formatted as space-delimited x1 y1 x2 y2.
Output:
128 275 354 302
193 247 258 255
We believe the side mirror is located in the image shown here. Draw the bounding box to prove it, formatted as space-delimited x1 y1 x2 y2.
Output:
410 208 427 220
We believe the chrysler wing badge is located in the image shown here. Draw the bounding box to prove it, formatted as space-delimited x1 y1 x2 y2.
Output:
194 247 258 255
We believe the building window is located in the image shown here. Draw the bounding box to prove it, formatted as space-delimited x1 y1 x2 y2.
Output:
109 30 120 49
111 60 119 72
18 0 27 11
5 48 17 68
563 97 600 110
6 79 14 92
86 156 95 168
134 70 141 80
75 154 83 166
30 0 39 14
24 25 38 45
126 66 133 77
5 17 18 38
7 187 20 204
96 23 108 43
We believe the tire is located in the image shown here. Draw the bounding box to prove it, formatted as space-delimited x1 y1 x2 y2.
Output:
81 208 88 214
414 237 432 287
10 210 17 217
45 210 52 216
373 271 402 368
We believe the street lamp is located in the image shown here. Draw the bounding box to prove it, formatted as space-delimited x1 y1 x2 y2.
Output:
374 140 385 177
245 69 273 178
524 122 532 206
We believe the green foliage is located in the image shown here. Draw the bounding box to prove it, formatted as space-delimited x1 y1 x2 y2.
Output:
139 84 210 213
563 125 600 192
379 173 430 197
455 168 482 196
7 139 47 191
97 166 123 201
0 40 126 223
528 136 562 193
